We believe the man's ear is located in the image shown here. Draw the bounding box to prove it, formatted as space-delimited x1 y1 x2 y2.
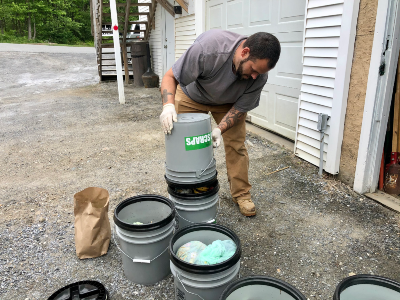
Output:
241 47 250 58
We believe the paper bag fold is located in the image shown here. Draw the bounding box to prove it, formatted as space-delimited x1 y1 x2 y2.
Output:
74 187 111 259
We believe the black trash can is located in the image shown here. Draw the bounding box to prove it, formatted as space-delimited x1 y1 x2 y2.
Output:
131 41 148 87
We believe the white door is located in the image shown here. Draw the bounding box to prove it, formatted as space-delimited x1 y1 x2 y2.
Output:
206 0 306 140
162 9 175 74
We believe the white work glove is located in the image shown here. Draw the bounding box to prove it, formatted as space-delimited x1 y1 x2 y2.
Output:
160 103 177 134
212 128 222 148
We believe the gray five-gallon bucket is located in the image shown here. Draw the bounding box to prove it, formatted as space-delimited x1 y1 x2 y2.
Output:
165 113 217 184
169 224 242 300
333 274 400 300
113 195 175 285
168 180 220 229
220 276 307 300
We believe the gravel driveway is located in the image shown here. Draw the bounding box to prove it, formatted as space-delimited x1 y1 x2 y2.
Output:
0 44 399 300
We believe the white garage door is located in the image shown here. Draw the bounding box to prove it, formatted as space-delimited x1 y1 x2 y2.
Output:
206 0 306 140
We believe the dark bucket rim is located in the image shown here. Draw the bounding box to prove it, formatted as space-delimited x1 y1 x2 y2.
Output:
333 274 400 300
47 280 109 300
164 171 218 189
169 223 241 275
219 275 307 300
113 194 175 232
167 179 220 200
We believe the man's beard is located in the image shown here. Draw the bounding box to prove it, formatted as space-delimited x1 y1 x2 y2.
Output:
236 57 250 80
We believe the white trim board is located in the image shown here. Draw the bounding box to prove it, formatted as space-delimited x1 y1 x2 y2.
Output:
325 0 360 173
195 0 205 37
365 191 400 213
354 0 400 194
294 0 360 174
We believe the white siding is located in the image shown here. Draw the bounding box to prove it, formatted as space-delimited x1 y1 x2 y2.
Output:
294 0 360 174
175 14 196 61
139 0 163 85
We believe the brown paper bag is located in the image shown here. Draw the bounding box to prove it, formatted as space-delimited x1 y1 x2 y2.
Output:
74 187 111 259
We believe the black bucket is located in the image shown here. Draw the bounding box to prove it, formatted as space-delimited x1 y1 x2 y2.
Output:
333 274 400 300
47 280 109 300
220 276 307 300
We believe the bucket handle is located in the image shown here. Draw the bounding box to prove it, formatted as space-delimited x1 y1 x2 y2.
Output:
176 272 205 300
113 225 169 264
196 158 215 178
174 194 220 225
175 209 216 225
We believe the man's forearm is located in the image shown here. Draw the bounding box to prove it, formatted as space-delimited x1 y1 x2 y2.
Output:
217 107 246 134
161 68 178 106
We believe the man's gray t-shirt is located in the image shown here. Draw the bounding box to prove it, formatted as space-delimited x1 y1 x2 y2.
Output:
172 29 268 112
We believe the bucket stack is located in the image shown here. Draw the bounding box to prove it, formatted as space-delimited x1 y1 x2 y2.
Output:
165 113 220 229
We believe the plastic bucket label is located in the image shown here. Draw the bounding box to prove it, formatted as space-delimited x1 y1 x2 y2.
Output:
185 132 211 151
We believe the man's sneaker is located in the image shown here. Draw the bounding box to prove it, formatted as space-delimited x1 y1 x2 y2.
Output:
232 198 256 216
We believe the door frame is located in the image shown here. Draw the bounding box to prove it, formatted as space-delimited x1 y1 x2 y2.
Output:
354 0 400 194
161 6 175 74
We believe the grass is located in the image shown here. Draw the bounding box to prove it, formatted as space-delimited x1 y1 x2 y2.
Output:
0 34 94 47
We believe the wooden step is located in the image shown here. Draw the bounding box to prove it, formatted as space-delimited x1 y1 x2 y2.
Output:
104 2 150 6
102 21 148 25
100 70 133 72
102 30 146 33
101 43 115 48
102 12 148 17
120 37 144 39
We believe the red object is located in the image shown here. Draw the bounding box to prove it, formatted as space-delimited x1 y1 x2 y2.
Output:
385 151 398 172
113 25 118 31
379 151 384 190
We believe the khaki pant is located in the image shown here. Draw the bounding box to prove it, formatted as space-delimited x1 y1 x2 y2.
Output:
175 86 251 200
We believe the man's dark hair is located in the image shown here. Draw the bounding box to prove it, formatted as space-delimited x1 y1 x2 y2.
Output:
243 32 281 70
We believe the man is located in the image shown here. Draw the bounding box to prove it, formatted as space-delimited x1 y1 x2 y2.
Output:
159 29 280 216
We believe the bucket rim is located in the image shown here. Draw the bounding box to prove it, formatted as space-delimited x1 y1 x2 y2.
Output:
47 280 109 300
177 113 211 123
165 172 218 189
170 224 241 275
333 274 400 300
219 275 307 300
168 180 220 200
114 194 175 232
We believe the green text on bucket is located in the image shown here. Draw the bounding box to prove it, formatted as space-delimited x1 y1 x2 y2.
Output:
185 132 212 151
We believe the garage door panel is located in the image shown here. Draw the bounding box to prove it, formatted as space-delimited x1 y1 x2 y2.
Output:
250 0 271 26
275 93 299 132
208 2 225 29
267 40 303 89
277 45 303 77
279 0 306 23
227 0 246 29
250 85 299 140
207 0 305 140
251 90 270 121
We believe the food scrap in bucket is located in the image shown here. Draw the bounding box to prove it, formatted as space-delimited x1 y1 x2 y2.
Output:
177 241 207 264
175 186 213 195
176 240 236 265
